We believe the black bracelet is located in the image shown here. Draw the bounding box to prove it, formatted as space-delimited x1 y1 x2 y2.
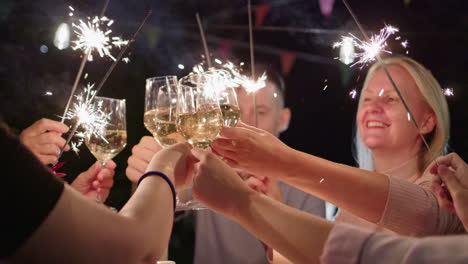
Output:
137 171 176 212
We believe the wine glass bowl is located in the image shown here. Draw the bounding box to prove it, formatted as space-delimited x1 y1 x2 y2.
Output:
84 96 127 167
176 73 223 149
144 76 185 148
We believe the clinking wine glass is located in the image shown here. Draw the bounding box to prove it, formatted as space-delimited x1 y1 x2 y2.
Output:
204 69 241 127
84 96 127 203
175 72 224 210
177 72 224 149
144 76 185 147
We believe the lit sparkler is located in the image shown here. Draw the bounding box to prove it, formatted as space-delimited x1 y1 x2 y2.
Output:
71 16 128 62
333 25 402 68
62 83 111 154
192 60 267 93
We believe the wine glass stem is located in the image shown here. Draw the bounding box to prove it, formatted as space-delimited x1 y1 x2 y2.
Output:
96 160 107 203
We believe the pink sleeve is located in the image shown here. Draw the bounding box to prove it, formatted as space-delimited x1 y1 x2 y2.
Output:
378 176 465 236
321 223 468 264
320 223 373 264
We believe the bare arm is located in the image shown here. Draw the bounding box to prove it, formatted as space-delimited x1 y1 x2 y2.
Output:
10 143 193 264
192 149 333 264
212 124 388 223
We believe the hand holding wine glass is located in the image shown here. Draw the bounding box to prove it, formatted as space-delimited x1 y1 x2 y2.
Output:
84 96 127 202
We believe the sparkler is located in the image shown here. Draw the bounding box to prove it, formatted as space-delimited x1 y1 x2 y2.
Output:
58 9 152 158
341 0 435 162
196 13 212 68
191 60 267 94
61 1 122 123
333 25 401 68
60 83 111 156
247 0 258 127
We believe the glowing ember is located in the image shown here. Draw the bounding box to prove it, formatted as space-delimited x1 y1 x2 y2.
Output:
72 15 128 61
333 25 406 68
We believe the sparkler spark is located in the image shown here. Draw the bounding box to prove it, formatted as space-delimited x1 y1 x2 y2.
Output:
443 87 454 96
333 25 405 68
349 89 358 99
72 16 128 61
63 83 111 154
190 60 268 94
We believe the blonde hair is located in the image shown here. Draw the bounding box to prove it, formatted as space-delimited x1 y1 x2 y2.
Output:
353 56 450 171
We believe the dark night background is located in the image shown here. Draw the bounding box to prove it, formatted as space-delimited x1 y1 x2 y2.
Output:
0 0 467 262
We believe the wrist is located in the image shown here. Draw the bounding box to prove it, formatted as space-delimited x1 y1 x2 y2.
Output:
228 187 259 222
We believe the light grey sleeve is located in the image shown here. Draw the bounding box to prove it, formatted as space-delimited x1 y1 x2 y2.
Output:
361 231 468 264
321 223 468 264
279 181 325 217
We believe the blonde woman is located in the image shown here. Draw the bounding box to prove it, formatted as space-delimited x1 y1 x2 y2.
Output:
211 56 464 237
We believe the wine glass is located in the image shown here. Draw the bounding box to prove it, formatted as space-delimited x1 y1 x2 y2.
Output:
84 96 127 203
175 72 224 211
144 76 184 147
204 69 241 127
176 72 224 149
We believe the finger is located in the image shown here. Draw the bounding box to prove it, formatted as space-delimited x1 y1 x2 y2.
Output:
104 160 117 170
140 136 163 151
37 132 67 148
26 118 69 136
211 145 238 161
97 167 115 182
236 121 264 133
36 143 61 156
219 126 253 140
434 153 462 172
223 157 239 169
131 146 156 163
126 166 144 183
39 155 58 166
95 178 114 189
245 177 268 193
439 165 463 193
128 156 150 173
211 138 239 152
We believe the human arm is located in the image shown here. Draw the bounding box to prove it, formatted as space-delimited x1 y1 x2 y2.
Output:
211 123 388 223
5 122 193 264
212 124 464 236
19 118 70 165
191 149 332 264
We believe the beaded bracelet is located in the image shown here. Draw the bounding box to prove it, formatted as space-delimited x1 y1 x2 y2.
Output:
137 171 176 212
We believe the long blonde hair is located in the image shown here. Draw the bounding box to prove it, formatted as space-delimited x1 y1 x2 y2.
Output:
353 56 450 171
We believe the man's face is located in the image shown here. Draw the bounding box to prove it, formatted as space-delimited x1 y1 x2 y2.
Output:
236 80 289 135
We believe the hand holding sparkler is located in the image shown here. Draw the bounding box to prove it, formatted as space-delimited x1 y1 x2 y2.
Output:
20 118 70 165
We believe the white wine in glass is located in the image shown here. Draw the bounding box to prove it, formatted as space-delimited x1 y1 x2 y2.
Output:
204 70 241 127
84 96 127 203
177 73 223 149
144 76 185 148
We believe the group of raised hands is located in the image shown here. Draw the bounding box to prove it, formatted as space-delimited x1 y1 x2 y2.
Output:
21 118 468 230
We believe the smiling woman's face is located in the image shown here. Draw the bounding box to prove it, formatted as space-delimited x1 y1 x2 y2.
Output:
357 64 434 152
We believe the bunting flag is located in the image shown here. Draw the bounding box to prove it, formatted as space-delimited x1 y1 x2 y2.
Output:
279 50 297 76
217 39 233 59
255 4 271 26
319 0 335 17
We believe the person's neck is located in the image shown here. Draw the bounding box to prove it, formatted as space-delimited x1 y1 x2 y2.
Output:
372 146 423 181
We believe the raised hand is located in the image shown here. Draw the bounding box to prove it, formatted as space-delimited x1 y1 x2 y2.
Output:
20 118 70 165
